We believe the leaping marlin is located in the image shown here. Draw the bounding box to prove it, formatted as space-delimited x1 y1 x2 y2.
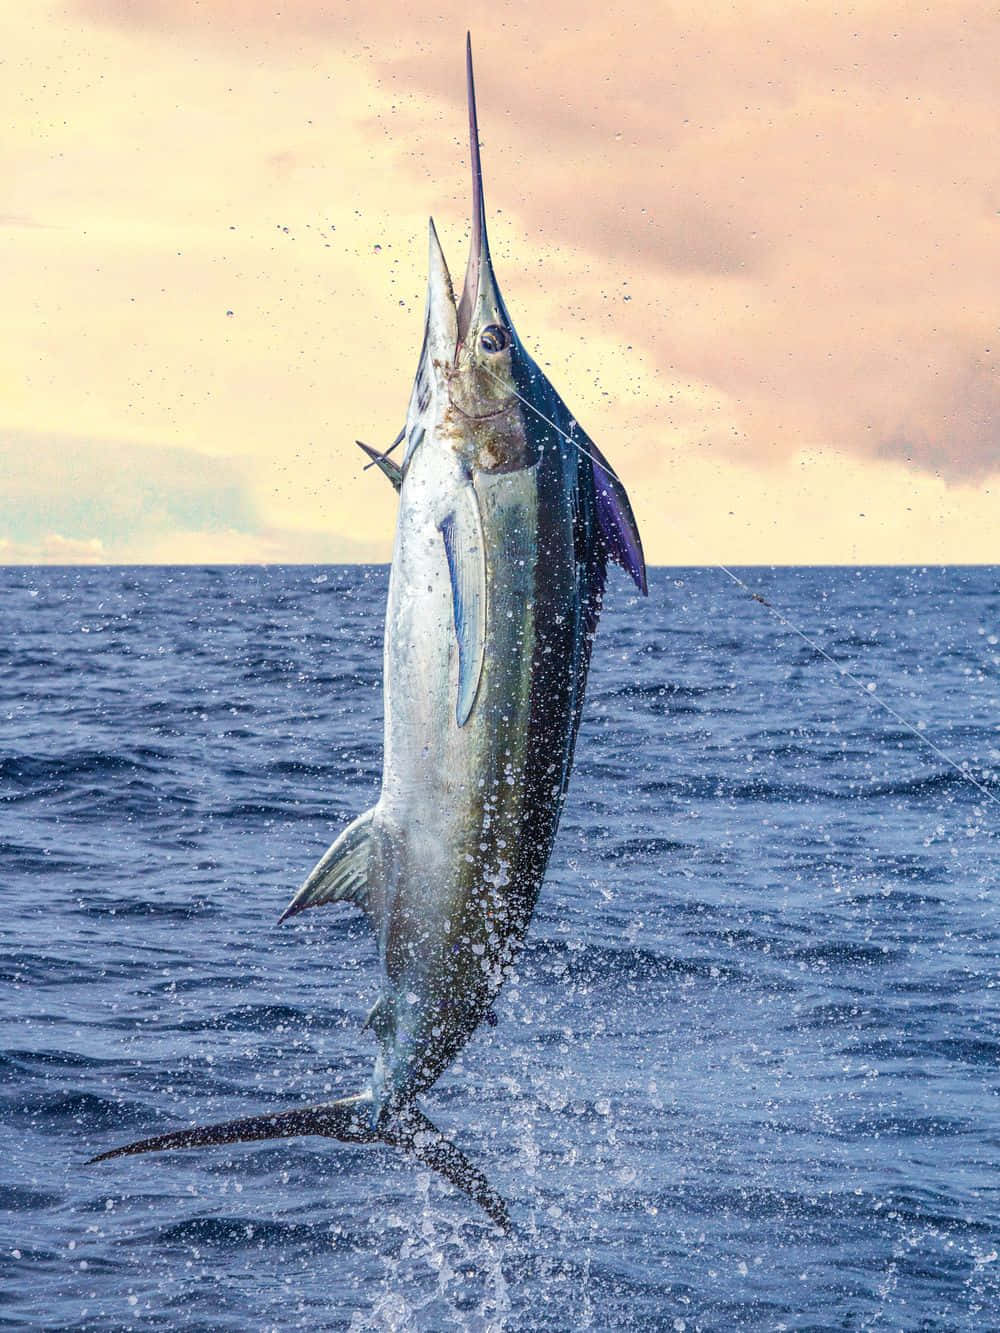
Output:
90 37 646 1231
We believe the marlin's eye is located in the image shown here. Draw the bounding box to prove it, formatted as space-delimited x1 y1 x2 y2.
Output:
479 324 509 354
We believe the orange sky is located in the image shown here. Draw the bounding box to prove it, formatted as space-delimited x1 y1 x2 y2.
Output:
3 0 998 564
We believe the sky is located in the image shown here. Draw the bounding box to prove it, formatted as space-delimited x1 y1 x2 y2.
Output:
3 0 998 564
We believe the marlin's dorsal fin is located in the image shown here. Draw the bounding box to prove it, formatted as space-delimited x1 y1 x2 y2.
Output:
278 808 377 924
438 485 487 727
585 435 647 595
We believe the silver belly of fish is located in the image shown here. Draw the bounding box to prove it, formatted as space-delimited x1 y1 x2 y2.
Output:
371 443 551 1112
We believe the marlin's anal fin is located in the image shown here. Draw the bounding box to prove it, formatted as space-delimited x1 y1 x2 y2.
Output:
279 807 377 925
438 485 487 727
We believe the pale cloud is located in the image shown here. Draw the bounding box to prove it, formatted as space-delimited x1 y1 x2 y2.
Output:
879 358 1000 481
128 524 384 564
0 430 379 564
1 430 254 546
0 534 109 564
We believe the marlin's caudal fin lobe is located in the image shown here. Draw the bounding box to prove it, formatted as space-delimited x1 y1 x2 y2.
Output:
384 1104 510 1231
89 1096 510 1232
87 1094 377 1160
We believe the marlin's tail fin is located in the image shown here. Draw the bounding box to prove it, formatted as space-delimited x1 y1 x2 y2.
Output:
381 1104 509 1231
86 1093 377 1161
88 1095 510 1231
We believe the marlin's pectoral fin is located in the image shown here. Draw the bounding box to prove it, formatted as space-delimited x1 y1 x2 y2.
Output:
357 438 403 491
438 485 487 727
587 438 647 596
278 807 377 925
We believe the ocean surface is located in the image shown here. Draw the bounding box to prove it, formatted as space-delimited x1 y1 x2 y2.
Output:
2 564 998 1331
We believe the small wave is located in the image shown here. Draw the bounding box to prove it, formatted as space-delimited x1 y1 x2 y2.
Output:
6 1089 146 1132
840 1035 1000 1068
212 801 333 822
141 1212 347 1251
0 840 96 875
628 773 829 803
850 1113 974 1139
0 1047 114 1076
0 951 119 987
608 681 718 701
0 746 172 789
794 1002 896 1031
0 1183 62 1213
55 779 192 821
173 1002 344 1034
848 770 999 800
788 940 895 967
73 894 219 921
527 939 745 988
847 887 945 907
604 836 690 860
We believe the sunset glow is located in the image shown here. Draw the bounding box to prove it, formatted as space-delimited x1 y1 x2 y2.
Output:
5 2 997 564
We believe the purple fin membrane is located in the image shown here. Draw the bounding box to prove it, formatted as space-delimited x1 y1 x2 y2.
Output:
590 445 648 595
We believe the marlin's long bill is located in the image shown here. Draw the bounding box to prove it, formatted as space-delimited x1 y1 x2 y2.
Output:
457 32 493 344
89 1097 510 1232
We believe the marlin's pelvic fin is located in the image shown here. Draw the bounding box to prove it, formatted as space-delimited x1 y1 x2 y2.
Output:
88 1094 510 1232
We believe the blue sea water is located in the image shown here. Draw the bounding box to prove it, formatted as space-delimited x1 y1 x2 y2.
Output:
1 564 998 1331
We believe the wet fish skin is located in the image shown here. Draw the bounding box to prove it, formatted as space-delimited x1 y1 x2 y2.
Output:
89 36 645 1231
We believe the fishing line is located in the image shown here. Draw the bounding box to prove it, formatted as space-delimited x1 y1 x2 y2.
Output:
713 565 1000 810
480 360 999 810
